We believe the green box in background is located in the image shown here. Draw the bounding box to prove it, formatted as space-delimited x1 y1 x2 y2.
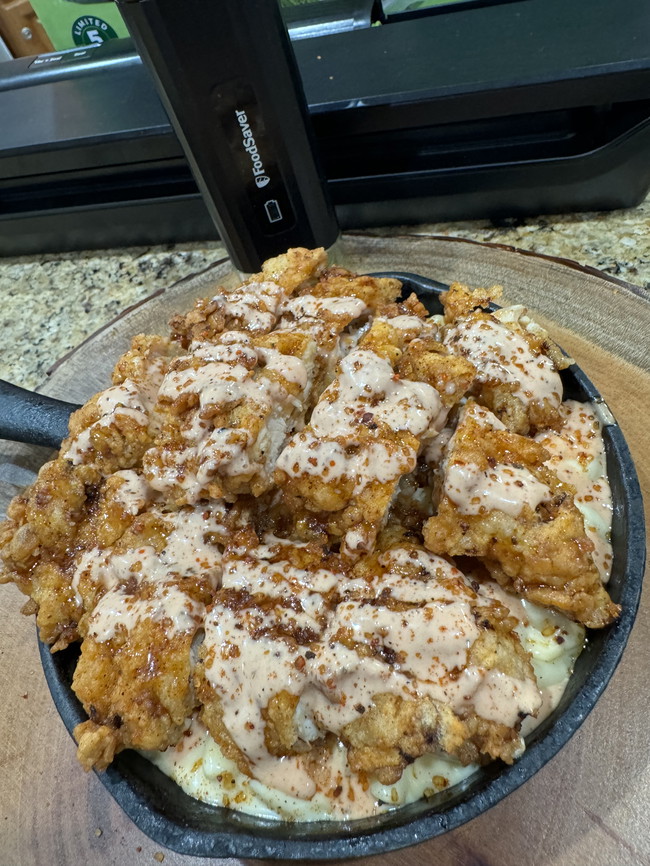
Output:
30 0 128 51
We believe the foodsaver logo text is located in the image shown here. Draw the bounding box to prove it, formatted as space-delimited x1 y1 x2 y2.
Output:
235 110 270 188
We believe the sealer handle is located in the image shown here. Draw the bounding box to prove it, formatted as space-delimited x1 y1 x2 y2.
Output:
114 0 340 272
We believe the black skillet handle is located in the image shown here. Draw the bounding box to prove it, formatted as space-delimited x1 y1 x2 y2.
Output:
0 380 80 449
114 0 340 273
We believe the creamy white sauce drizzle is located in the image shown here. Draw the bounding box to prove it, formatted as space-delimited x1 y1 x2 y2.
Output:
147 331 313 501
444 315 562 408
276 350 445 489
109 470 154 515
536 400 613 580
72 504 227 608
87 581 204 642
65 382 149 464
444 462 552 517
281 295 368 322
440 402 552 516
64 354 167 464
201 543 541 795
211 280 285 332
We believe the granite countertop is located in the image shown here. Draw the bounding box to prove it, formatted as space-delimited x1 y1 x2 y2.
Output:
2 195 649 391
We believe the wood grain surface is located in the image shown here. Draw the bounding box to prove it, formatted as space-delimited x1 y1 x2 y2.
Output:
1 235 648 866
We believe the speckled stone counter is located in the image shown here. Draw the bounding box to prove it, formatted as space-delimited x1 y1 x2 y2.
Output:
1 195 649 390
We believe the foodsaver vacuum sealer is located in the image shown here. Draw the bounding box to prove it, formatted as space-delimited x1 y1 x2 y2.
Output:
1 0 650 256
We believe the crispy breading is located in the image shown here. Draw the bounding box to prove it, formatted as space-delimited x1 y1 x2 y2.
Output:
397 337 476 408
423 402 619 628
441 281 502 321
342 694 467 785
275 321 474 557
143 329 316 504
169 280 287 347
170 249 328 349
61 334 171 474
259 246 328 293
193 657 252 776
375 292 430 321
73 582 208 769
441 282 567 434
306 267 402 310
262 690 304 756
0 458 99 646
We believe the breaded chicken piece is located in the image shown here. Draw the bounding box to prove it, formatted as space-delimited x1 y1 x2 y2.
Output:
143 329 317 505
328 542 539 781
170 248 329 349
61 334 172 474
0 458 100 647
423 402 619 628
207 538 539 786
275 321 473 558
195 534 342 779
170 280 288 347
397 336 476 409
258 246 328 294
441 282 569 435
341 694 467 784
73 574 212 770
277 291 371 404
0 459 166 650
305 267 402 310
71 501 228 770
278 271 422 402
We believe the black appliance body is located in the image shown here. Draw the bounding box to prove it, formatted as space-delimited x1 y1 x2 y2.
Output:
1 0 650 256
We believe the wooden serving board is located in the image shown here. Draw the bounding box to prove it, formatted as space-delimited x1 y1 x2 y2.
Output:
1 235 648 866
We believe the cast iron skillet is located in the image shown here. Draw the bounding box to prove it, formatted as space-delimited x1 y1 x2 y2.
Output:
2 273 646 860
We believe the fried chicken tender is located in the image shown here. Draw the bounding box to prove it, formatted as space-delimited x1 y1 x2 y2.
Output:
194 534 340 777
397 336 476 409
423 401 619 628
73 578 211 770
277 292 371 403
441 282 569 434
61 334 172 474
0 459 165 649
342 694 467 784
0 458 99 646
170 280 288 347
143 329 317 505
275 320 473 557
307 267 402 310
71 501 228 770
328 540 539 780
278 270 418 402
259 246 328 293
